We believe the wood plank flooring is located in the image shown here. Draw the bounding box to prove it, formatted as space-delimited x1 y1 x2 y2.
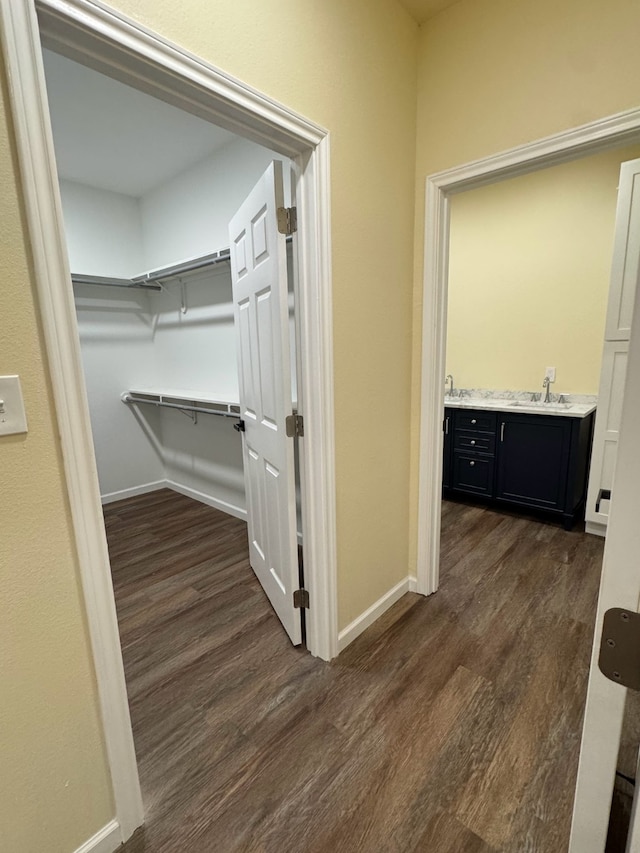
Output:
108 490 604 852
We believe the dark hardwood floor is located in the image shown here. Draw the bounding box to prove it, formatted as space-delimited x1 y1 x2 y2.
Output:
107 490 604 852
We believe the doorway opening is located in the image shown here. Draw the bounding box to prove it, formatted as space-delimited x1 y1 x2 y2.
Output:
417 118 640 592
41 33 309 835
42 44 307 636
418 113 640 848
441 144 640 536
1 0 337 844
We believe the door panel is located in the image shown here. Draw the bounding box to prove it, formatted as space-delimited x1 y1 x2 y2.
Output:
495 416 569 510
605 159 640 340
229 161 301 646
586 342 629 527
442 410 453 491
256 288 278 424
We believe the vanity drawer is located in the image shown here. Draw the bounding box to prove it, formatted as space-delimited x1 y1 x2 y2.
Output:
455 410 497 433
454 432 495 455
452 452 495 496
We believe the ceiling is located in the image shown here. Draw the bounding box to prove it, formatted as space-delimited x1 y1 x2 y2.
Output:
397 0 461 24
42 49 238 197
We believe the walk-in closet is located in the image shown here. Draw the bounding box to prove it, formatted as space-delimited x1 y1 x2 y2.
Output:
43 48 296 516
42 37 308 664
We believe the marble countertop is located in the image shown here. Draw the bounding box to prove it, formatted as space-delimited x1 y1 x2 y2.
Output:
444 394 596 419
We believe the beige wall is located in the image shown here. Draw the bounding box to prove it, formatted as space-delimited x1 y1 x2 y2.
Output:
3 2 417 850
446 145 640 395
410 0 640 570
115 0 419 627
0 68 113 852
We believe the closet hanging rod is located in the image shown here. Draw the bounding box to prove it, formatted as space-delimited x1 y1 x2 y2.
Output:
122 392 240 419
133 250 231 284
71 274 162 292
72 238 289 291
135 237 290 285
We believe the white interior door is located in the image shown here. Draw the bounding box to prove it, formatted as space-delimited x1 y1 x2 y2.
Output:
586 158 640 536
570 253 640 849
228 160 301 646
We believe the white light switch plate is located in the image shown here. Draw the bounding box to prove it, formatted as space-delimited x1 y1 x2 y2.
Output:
545 366 556 382
0 375 28 436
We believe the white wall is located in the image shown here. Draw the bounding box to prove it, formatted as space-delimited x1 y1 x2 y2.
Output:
59 180 164 498
149 267 238 398
59 139 290 512
140 138 288 268
59 179 144 277
162 412 245 513
73 286 164 499
149 266 245 512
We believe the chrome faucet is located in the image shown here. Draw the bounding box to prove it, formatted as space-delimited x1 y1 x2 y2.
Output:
445 374 454 397
542 376 552 403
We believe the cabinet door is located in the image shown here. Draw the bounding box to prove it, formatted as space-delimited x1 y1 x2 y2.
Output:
585 340 628 527
452 452 494 496
496 415 570 510
605 158 640 341
443 409 452 490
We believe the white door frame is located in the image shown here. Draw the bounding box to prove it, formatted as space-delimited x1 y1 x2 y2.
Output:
416 107 640 597
0 0 338 844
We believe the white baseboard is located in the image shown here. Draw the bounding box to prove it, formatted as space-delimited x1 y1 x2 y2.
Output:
101 480 166 505
166 480 247 521
338 576 413 653
585 521 607 538
100 478 247 522
73 820 122 853
408 575 418 592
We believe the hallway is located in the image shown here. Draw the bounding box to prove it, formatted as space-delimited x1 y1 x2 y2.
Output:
110 491 603 851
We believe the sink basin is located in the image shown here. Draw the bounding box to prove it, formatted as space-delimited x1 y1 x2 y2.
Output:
509 401 571 410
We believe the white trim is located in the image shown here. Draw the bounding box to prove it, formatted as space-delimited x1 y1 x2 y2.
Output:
101 477 247 518
72 820 122 853
408 575 418 593
416 106 640 598
165 480 247 521
0 0 143 839
36 0 326 152
337 577 412 653
101 480 166 505
585 521 607 539
0 0 338 843
293 134 338 661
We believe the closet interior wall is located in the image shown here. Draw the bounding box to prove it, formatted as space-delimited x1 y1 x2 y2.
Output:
58 125 292 517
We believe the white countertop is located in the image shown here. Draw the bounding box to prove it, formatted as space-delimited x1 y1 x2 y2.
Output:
444 397 596 418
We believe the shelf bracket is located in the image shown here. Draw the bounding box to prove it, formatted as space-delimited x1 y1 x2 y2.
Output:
179 278 187 315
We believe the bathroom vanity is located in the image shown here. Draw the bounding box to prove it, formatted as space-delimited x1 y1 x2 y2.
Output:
443 399 596 529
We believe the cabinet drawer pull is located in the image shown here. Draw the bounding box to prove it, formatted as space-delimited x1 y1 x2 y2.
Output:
469 460 475 467
470 440 476 445
471 418 477 424
445 417 449 435
500 422 505 442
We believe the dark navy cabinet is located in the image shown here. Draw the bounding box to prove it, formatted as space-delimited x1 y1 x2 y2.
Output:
496 415 570 511
452 452 495 496
450 408 497 498
444 407 595 529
